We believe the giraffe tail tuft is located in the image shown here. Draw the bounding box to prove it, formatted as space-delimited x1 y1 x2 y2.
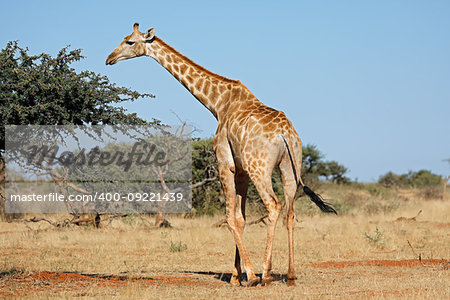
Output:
302 186 337 214
280 134 337 215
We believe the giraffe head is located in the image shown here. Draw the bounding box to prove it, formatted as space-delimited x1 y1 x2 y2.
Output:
106 23 155 65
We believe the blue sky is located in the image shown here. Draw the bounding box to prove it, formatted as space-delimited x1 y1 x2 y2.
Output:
1 0 449 182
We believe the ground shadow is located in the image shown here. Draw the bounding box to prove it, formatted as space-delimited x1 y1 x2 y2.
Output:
21 270 298 286
181 270 290 285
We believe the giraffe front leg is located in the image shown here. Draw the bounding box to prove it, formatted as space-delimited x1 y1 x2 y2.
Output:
230 195 244 286
230 172 249 286
222 169 258 287
230 244 242 286
229 194 244 286
214 143 258 286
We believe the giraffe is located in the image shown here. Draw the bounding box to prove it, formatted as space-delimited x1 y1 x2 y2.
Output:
106 23 336 287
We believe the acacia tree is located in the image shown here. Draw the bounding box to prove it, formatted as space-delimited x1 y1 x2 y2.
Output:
302 144 349 184
318 161 349 184
0 41 157 220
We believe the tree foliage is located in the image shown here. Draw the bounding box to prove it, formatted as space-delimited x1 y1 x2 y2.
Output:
302 144 349 184
191 138 222 215
318 160 349 184
0 41 156 155
0 42 156 219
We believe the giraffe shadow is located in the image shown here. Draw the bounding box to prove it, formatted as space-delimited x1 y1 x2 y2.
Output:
181 271 290 285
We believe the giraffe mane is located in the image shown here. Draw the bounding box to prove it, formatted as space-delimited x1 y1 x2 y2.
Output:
155 37 239 84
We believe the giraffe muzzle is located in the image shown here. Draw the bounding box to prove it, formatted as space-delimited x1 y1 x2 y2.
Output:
105 55 117 65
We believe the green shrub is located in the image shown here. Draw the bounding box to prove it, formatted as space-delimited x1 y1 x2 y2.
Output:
170 241 187 252
364 227 388 248
378 170 442 188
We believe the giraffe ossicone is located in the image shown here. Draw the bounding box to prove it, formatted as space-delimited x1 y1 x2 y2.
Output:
106 23 336 287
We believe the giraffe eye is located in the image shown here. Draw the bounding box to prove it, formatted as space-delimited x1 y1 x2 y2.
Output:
126 41 135 46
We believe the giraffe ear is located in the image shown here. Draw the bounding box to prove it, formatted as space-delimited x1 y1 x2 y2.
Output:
145 28 155 41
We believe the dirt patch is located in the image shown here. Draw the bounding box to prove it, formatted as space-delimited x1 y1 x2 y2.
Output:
347 288 419 298
413 221 450 229
25 271 216 287
434 222 450 229
308 258 447 269
0 270 222 297
0 231 17 235
31 271 101 283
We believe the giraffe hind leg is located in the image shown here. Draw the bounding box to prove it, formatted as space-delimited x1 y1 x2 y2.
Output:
249 170 282 286
279 156 299 281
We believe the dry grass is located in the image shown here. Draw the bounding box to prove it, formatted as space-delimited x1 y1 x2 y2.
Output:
0 186 449 299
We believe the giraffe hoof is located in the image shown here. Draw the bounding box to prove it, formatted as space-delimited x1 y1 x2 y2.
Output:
287 274 297 281
287 269 297 281
246 277 260 287
287 279 296 287
230 276 241 286
261 276 274 286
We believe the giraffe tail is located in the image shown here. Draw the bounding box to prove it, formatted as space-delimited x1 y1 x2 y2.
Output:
280 134 337 215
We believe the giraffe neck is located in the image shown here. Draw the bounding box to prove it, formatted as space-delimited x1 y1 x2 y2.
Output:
146 37 240 119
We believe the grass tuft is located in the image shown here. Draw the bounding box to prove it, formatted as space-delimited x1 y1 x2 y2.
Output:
169 241 187 252
364 227 389 249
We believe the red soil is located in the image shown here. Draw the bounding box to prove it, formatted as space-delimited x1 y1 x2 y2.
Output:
0 271 218 297
31 271 99 283
20 271 215 288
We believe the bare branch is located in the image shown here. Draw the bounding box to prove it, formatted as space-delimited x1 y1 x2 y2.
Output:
396 210 422 222
189 175 218 189
213 214 269 228
248 214 269 226
212 218 227 228
11 216 57 226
